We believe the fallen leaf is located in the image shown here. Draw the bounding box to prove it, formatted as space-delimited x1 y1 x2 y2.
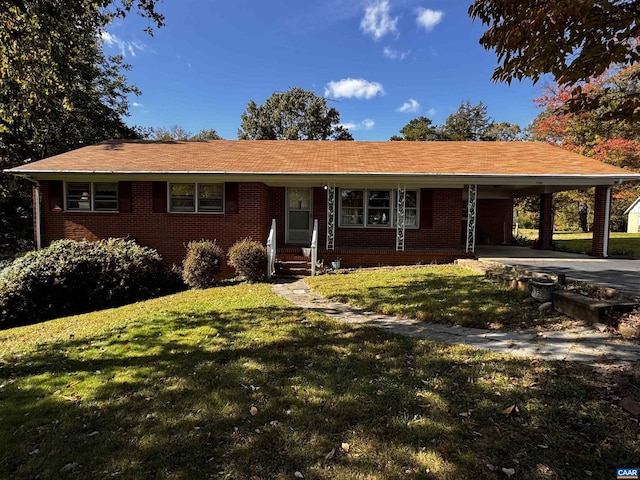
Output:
340 442 350 452
294 471 304 478
502 467 515 477
250 406 258 416
502 405 516 415
324 448 335 460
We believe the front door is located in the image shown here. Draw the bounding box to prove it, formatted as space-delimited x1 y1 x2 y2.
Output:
286 187 312 245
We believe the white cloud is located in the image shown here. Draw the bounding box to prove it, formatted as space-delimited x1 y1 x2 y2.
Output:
360 0 398 40
397 98 420 113
132 102 144 108
416 8 444 32
100 31 145 57
324 78 385 100
383 46 409 60
341 119 375 131
427 107 436 117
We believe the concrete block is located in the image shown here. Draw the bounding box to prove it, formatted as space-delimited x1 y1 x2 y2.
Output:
553 290 638 324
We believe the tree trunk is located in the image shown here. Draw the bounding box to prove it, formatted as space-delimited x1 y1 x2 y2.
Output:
578 201 589 232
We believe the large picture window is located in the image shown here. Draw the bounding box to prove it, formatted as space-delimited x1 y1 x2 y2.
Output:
339 188 418 228
66 182 118 211
169 183 224 213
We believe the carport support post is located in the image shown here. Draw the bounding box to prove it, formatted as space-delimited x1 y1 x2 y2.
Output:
537 193 553 250
591 185 612 258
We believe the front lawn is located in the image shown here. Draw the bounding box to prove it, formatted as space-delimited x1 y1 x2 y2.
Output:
517 229 640 258
306 265 548 330
1 284 638 479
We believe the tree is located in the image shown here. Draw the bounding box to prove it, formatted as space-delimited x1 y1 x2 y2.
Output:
0 0 163 257
529 66 640 231
390 116 444 141
484 121 523 141
469 0 640 121
145 126 223 141
238 88 353 140
391 108 521 142
440 101 492 141
189 129 223 141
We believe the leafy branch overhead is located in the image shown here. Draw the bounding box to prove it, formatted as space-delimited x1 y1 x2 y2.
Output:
469 0 639 85
469 0 640 121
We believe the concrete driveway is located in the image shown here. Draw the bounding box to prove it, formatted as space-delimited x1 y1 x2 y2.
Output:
475 246 640 299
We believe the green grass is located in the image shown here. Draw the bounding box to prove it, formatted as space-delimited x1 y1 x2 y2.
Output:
517 229 640 258
306 265 546 330
1 283 638 479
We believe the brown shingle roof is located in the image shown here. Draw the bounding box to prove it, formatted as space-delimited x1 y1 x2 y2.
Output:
5 139 637 177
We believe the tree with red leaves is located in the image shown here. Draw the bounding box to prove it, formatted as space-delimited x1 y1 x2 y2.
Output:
529 66 640 231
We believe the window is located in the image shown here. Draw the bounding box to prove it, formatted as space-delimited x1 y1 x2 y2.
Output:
367 190 391 226
169 183 224 213
198 183 224 212
395 190 418 227
66 182 118 211
339 189 418 228
170 183 195 212
94 183 118 211
340 189 364 226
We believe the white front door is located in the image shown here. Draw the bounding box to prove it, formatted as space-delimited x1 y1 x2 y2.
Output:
286 187 312 245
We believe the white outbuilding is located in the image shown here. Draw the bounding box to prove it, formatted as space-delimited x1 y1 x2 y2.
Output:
625 196 640 233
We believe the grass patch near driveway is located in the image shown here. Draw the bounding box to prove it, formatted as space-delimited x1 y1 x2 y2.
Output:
517 229 640 258
306 265 547 330
1 284 638 479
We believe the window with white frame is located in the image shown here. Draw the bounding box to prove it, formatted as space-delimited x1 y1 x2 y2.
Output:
367 190 391 226
340 189 364 226
394 190 418 227
169 183 224 213
339 188 418 228
66 182 118 211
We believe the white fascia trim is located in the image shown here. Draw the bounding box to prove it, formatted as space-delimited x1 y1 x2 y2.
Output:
6 170 640 187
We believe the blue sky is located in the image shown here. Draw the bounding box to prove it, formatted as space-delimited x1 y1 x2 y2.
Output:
102 0 546 141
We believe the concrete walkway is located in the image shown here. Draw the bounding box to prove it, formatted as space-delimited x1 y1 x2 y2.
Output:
271 278 640 366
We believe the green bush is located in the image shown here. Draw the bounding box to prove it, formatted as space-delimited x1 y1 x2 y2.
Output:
227 238 267 282
0 238 180 327
182 240 224 289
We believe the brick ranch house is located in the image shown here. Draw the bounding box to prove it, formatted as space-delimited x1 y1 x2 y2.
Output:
5 140 640 272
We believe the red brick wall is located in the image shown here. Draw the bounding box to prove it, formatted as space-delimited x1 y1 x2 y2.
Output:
40 181 270 265
476 199 513 245
38 183 467 266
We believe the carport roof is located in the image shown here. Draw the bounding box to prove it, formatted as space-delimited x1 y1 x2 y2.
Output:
5 140 640 185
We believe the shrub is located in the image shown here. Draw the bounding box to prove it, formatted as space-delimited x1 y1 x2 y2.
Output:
0 238 180 328
227 238 267 282
182 240 224 289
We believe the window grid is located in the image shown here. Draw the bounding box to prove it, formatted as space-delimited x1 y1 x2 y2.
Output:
169 183 224 213
339 189 418 228
66 182 118 212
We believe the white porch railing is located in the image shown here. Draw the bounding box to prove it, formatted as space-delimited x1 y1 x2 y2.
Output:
266 219 276 279
310 219 318 276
